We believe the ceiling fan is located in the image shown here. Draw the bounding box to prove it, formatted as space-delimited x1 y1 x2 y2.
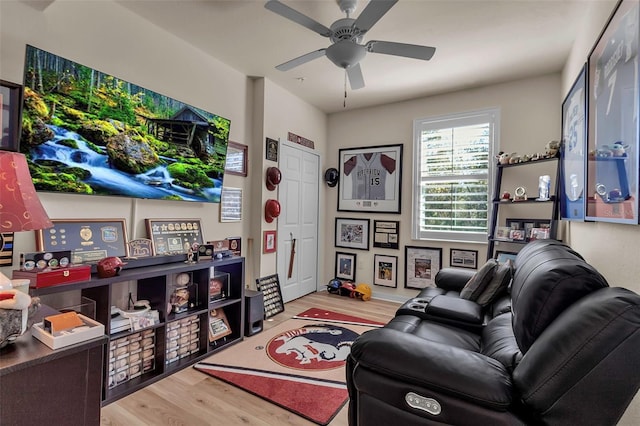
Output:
264 0 436 90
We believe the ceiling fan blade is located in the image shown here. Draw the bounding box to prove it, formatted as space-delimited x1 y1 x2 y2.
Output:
366 40 436 60
265 0 332 37
353 0 398 34
275 49 327 71
347 63 365 90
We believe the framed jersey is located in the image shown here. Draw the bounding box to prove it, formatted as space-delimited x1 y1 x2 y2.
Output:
586 0 639 224
338 144 403 213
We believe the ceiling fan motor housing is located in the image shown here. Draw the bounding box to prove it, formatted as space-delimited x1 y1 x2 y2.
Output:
326 40 366 69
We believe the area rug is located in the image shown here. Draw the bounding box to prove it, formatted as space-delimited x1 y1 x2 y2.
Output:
194 309 383 425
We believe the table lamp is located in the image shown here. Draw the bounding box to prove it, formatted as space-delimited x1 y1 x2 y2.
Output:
0 151 51 346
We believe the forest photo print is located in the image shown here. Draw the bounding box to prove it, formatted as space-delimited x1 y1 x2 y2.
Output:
20 45 231 203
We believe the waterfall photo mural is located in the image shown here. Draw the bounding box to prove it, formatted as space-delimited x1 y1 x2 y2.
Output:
19 45 231 203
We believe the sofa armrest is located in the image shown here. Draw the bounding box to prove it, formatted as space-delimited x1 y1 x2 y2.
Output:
350 328 513 410
425 295 484 325
435 268 475 292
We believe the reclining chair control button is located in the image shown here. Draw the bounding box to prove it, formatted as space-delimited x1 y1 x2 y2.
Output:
405 392 441 415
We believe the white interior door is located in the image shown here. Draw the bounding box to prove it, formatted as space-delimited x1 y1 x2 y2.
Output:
277 142 319 302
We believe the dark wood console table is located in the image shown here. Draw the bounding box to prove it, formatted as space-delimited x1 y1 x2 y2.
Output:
0 326 107 425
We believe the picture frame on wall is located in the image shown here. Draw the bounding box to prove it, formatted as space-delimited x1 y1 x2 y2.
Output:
449 249 478 269
586 0 639 224
338 144 403 213
335 217 370 250
373 220 399 249
220 187 243 222
404 246 441 289
335 251 356 281
266 137 278 162
224 141 248 177
561 64 587 221
373 254 398 287
0 80 23 152
263 230 277 254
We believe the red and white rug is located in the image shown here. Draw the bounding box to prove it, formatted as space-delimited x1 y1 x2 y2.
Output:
194 309 384 425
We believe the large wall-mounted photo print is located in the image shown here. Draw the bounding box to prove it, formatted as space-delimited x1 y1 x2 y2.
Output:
338 144 403 213
20 45 231 203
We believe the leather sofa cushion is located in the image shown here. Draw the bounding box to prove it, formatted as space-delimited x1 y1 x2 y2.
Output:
433 268 476 292
480 313 522 372
511 244 608 353
513 288 640 425
386 315 480 351
460 259 498 301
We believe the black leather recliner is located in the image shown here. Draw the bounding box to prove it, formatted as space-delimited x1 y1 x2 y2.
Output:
346 240 640 425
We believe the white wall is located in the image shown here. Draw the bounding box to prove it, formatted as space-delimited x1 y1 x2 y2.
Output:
252 78 328 284
328 73 562 302
0 1 326 289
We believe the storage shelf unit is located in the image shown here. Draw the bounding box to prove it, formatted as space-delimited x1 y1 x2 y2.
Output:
487 157 561 260
30 256 245 405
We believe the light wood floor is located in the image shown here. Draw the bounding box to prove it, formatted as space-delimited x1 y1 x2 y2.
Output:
100 292 400 426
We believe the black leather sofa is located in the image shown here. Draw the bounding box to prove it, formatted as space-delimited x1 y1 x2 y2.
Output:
346 240 640 425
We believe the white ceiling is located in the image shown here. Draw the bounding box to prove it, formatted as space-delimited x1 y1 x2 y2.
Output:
117 0 589 114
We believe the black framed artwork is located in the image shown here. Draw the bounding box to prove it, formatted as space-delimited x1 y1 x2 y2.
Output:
586 0 639 224
561 64 587 221
335 251 357 281
0 80 23 152
338 144 403 213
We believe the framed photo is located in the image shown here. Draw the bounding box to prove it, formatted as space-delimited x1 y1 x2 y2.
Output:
145 218 203 256
266 137 278 162
506 218 522 229
36 219 129 263
373 220 399 249
335 217 370 250
127 238 153 258
335 252 356 281
530 227 551 241
561 64 587 221
509 229 526 241
0 232 14 266
1 80 23 151
449 249 478 269
586 0 639 224
404 246 442 289
496 251 518 264
338 144 403 213
224 141 248 177
209 271 230 301
209 308 232 342
523 220 536 240
494 226 512 241
374 254 397 287
220 187 243 222
263 230 277 254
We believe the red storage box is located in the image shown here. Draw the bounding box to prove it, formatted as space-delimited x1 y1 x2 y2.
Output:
12 265 92 289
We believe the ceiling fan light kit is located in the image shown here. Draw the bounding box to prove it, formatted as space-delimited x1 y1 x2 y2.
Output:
265 0 436 90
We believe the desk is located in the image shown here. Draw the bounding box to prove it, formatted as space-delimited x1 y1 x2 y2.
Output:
0 325 106 425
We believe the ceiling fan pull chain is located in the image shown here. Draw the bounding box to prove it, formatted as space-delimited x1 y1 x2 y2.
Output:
344 70 348 108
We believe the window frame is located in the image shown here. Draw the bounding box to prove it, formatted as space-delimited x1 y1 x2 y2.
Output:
412 108 500 243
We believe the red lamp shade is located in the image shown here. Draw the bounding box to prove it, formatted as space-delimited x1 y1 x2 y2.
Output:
0 151 53 232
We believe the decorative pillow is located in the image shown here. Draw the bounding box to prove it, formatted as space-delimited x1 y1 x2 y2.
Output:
476 259 513 306
460 259 498 301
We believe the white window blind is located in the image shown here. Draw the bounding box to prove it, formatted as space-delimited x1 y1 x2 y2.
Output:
413 109 499 242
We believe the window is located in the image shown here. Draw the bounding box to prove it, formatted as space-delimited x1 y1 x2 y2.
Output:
413 108 499 242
